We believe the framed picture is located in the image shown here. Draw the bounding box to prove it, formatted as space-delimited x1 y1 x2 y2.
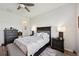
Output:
24 26 27 30
78 16 79 28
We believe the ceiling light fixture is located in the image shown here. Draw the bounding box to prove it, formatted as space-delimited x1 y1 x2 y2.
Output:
19 4 25 8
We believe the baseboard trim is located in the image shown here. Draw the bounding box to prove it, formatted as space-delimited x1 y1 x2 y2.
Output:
64 48 73 52
64 48 78 56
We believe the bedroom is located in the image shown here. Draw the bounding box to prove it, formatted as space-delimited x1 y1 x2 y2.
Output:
0 3 79 56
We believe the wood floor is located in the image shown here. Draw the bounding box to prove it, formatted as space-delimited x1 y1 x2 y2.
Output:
64 50 77 56
0 46 7 56
0 46 77 56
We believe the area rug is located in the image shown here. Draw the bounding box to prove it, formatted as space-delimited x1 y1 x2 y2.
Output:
39 47 64 56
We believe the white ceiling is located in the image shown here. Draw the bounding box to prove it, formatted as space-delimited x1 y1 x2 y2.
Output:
0 3 67 18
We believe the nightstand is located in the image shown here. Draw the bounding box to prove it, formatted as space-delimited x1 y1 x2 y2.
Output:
51 38 64 52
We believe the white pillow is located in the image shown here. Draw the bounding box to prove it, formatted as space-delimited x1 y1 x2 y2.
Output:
34 32 49 40
34 33 41 37
41 33 49 39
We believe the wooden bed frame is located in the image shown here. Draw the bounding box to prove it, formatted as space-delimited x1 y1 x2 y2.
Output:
33 26 51 56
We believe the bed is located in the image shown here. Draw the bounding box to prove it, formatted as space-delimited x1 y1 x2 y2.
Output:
7 26 51 56
34 26 51 56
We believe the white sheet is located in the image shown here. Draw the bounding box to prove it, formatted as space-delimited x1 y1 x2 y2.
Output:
14 33 49 56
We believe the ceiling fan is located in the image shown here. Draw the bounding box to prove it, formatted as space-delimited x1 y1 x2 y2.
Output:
17 3 34 12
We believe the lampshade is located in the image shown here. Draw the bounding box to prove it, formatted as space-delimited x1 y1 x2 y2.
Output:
57 26 66 32
19 4 25 8
31 26 36 32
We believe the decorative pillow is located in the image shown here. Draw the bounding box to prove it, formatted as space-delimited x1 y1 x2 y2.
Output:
41 32 49 40
34 33 41 37
34 32 49 40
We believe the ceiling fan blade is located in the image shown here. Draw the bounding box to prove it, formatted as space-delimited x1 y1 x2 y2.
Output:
25 6 30 12
24 3 34 6
20 3 34 6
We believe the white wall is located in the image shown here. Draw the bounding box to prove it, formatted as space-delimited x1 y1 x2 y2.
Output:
31 4 77 51
76 4 79 53
0 10 30 45
0 30 4 46
0 10 24 31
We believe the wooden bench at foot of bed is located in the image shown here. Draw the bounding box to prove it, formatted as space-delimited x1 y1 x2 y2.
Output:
7 43 25 56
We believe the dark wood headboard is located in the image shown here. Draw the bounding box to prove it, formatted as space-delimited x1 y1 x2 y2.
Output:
37 26 51 43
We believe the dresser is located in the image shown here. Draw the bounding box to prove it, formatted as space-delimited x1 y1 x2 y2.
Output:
4 29 18 46
51 38 64 52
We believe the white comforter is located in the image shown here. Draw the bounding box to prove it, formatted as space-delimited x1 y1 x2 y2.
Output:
14 33 49 56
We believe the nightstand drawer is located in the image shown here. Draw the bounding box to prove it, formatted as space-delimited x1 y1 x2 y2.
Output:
51 38 64 52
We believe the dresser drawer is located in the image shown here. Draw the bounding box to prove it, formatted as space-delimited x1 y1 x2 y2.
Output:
4 29 18 45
